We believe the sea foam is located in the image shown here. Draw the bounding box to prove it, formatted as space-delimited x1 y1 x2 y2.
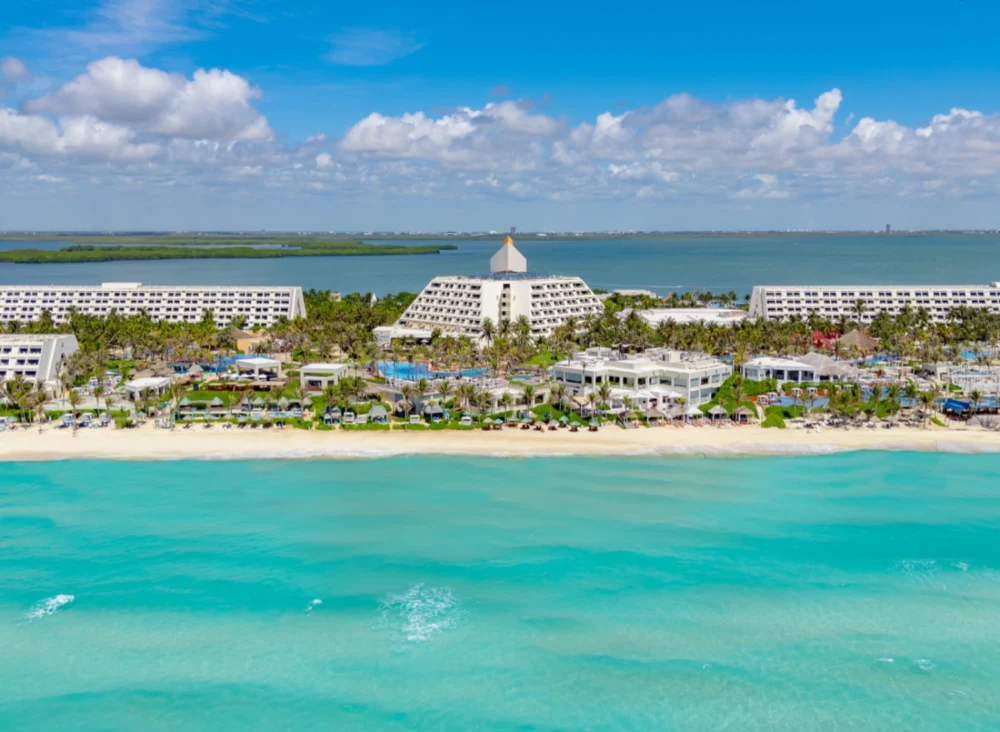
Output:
26 594 74 621
376 584 459 643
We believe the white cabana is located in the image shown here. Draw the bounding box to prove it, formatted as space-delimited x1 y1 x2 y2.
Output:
300 362 348 391
685 404 704 417
741 357 816 384
124 376 172 402
235 357 282 381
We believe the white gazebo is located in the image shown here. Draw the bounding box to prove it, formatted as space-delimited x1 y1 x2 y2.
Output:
235 357 282 381
300 362 348 391
124 376 173 402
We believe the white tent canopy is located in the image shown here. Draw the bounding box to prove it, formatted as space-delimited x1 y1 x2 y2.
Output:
235 357 282 380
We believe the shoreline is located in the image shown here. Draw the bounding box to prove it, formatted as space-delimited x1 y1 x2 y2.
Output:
2 424 1000 461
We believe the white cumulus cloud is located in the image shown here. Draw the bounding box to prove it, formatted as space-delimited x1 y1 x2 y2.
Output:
27 57 272 141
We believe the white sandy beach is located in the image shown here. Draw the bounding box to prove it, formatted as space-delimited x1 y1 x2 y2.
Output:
2 423 1000 460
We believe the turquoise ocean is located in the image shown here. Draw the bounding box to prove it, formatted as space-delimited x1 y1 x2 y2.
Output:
2 234 1000 295
2 453 1000 729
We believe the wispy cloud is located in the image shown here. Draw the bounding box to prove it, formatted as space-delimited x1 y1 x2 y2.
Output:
325 28 425 67
10 0 241 61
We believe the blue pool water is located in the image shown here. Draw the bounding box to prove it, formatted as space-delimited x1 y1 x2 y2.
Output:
3 454 1000 729
778 395 830 408
377 361 488 380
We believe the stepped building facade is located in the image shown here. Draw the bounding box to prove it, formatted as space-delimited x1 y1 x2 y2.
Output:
749 282 1000 323
0 333 79 390
374 237 603 345
0 283 306 327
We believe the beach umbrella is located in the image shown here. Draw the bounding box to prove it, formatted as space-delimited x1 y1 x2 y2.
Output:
179 396 192 406
589 418 600 427
494 418 503 425
559 415 569 423
209 397 224 407
302 397 313 407
522 416 532 424
278 397 289 408
252 396 265 407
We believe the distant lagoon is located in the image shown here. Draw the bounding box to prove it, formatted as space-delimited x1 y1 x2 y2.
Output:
1 234 998 295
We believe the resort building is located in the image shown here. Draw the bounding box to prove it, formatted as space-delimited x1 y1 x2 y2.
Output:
548 347 733 409
234 357 283 381
621 308 748 327
740 357 816 384
124 376 173 402
0 333 79 391
748 283 1000 323
0 283 306 327
374 237 603 346
300 363 348 391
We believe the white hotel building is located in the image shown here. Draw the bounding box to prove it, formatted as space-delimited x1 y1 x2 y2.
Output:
0 333 79 390
549 347 733 409
374 237 603 345
749 283 1000 323
0 283 306 327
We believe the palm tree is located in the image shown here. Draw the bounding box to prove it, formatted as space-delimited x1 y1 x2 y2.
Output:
596 382 613 414
902 381 919 417
480 317 496 347
500 391 513 415
970 388 983 416
886 383 901 416
586 390 598 417
67 389 82 435
522 383 535 409
35 394 45 434
139 387 153 421
852 299 868 329
94 384 105 417
549 382 566 412
400 384 416 420
472 390 491 422
918 391 934 428
437 379 453 408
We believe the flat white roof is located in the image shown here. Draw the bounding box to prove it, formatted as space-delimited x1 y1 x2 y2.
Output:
754 283 999 290
236 357 280 367
633 308 747 325
301 363 347 374
0 333 76 342
745 357 814 370
125 376 172 389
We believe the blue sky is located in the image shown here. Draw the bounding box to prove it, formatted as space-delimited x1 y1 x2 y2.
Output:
2 0 1000 230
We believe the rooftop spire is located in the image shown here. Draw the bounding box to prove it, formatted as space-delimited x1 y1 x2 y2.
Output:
490 235 527 273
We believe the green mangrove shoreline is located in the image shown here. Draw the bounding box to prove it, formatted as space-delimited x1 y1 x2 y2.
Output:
0 238 457 264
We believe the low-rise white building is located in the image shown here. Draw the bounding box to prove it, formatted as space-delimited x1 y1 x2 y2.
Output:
622 308 748 327
749 282 1000 323
300 363 348 391
549 347 733 408
0 283 306 327
124 376 173 402
0 333 78 390
235 357 282 381
375 237 603 346
741 357 816 384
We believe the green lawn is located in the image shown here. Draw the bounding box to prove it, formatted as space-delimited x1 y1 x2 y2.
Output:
184 390 244 406
525 350 561 368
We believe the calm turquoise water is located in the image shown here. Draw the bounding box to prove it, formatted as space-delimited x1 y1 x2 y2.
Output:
2 234 999 295
2 453 1000 729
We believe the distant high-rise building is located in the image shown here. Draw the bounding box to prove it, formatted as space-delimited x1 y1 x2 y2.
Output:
510 226 517 236
885 224 892 234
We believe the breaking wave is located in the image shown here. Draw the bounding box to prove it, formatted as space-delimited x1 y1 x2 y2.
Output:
376 584 460 643
26 594 74 621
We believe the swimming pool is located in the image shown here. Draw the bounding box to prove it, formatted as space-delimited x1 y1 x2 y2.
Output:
377 362 488 381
